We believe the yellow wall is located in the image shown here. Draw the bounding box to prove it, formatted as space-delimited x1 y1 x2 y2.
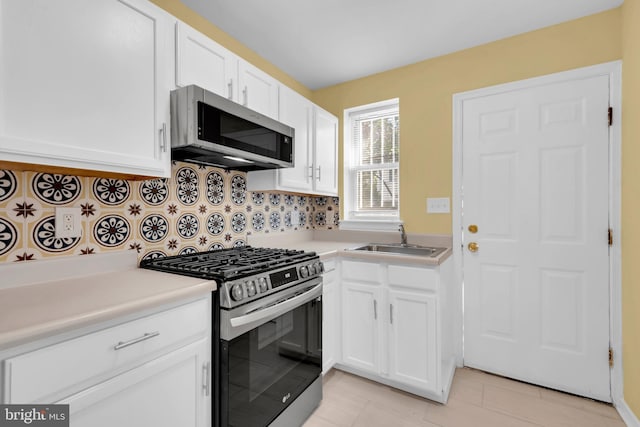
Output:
149 0 312 99
312 9 622 234
622 0 640 416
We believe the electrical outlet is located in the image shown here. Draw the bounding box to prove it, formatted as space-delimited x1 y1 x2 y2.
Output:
55 207 82 238
426 197 450 214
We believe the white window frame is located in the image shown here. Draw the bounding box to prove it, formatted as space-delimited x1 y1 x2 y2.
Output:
341 98 402 231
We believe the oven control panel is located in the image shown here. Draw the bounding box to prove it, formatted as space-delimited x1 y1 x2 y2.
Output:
222 259 323 308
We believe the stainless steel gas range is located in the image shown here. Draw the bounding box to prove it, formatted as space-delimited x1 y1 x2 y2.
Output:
141 247 323 427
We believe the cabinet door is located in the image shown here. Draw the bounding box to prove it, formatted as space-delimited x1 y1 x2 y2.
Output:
388 290 439 393
322 269 338 374
0 0 172 177
175 21 237 101
341 282 382 374
59 339 210 427
238 61 279 119
313 107 339 195
278 87 313 192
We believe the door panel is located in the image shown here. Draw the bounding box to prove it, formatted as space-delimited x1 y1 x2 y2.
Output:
388 290 438 392
462 74 610 401
341 283 381 373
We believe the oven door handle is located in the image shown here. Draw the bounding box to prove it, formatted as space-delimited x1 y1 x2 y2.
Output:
230 283 322 328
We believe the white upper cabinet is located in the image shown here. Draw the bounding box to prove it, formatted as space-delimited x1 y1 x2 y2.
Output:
272 86 313 192
313 106 339 195
0 0 173 178
174 20 278 121
246 95 339 196
238 61 280 120
175 21 238 101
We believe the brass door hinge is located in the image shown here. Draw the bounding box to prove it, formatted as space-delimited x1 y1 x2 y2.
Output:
608 229 613 246
609 347 614 367
608 107 613 126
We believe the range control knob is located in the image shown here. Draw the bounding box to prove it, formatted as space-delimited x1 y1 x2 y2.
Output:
230 284 244 301
299 265 309 278
314 261 324 274
258 277 268 293
246 280 257 297
308 263 316 275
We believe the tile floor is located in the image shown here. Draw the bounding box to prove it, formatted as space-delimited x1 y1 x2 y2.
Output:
304 368 626 427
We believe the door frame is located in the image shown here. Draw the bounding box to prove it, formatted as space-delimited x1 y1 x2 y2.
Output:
451 60 622 403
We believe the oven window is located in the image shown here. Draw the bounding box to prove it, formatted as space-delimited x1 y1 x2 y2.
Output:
222 297 322 427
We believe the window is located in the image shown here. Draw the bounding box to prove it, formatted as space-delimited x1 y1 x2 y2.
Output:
342 99 400 230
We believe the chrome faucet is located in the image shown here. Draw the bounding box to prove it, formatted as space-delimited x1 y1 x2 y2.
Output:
399 224 408 246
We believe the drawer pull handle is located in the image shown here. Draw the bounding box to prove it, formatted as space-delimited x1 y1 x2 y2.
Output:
114 331 160 350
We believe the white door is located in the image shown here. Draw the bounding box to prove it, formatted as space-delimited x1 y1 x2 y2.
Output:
462 74 611 401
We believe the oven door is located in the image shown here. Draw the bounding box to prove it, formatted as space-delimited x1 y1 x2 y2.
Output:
219 278 322 427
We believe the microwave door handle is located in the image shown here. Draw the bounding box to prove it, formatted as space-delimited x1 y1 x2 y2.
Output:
230 283 322 328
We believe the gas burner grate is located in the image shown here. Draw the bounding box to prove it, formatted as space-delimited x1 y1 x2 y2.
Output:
140 246 317 280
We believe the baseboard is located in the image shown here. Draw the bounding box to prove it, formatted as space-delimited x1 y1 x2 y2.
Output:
617 399 640 427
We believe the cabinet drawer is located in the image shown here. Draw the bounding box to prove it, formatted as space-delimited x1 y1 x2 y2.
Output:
388 265 438 291
4 298 208 403
341 260 381 284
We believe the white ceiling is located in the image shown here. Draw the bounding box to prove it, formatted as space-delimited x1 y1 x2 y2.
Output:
181 0 623 90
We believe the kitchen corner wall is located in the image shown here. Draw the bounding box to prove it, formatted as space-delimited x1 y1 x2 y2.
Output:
0 161 339 264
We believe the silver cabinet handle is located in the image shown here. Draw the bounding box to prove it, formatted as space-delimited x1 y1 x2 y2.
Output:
202 361 211 396
243 86 248 106
114 331 160 350
308 165 314 179
316 165 322 181
159 123 167 152
228 80 233 100
390 304 394 324
373 299 377 320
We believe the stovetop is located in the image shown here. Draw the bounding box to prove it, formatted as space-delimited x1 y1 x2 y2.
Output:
139 246 317 281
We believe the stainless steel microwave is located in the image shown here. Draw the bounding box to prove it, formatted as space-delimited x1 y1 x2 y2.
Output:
170 84 294 171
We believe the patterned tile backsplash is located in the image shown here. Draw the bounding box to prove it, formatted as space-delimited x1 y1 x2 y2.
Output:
0 162 339 264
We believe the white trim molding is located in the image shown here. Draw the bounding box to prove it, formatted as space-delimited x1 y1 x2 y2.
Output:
617 400 640 427
339 219 402 232
452 60 624 408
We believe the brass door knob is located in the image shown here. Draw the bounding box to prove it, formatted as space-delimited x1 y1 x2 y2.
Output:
468 242 479 252
468 224 478 233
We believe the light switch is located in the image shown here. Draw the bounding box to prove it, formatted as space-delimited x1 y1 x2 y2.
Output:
427 197 450 214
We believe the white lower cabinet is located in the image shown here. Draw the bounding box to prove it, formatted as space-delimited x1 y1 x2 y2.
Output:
341 282 383 374
337 257 454 403
1 296 211 426
59 338 208 427
387 290 438 393
322 259 339 374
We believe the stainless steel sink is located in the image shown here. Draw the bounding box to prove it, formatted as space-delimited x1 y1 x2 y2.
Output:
349 243 447 258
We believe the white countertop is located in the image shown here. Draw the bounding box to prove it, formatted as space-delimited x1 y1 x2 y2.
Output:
0 252 216 350
247 230 453 265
